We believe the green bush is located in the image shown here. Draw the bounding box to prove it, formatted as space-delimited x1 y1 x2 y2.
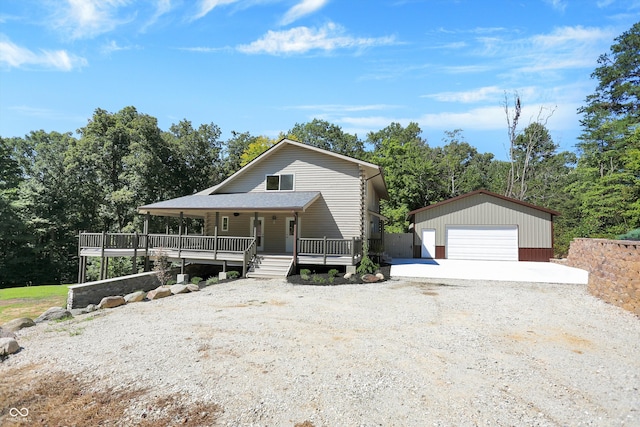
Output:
205 277 218 286
357 241 379 275
328 269 339 278
191 276 203 285
312 274 326 284
166 279 177 286
227 271 240 279
300 269 311 280
618 228 640 240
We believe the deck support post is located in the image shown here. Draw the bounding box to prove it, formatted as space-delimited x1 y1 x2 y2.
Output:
132 232 138 275
351 236 356 265
100 231 106 280
323 236 327 265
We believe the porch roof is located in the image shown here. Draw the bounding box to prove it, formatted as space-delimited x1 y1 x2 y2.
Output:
138 191 321 218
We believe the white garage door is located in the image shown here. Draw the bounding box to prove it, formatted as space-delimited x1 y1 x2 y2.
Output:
446 226 518 261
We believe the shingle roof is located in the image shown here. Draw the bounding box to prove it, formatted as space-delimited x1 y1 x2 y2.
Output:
138 191 321 214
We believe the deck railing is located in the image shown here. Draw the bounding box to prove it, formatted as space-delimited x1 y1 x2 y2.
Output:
298 236 362 264
80 232 363 265
80 232 256 254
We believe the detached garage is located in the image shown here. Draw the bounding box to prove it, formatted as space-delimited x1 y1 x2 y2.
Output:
408 190 560 262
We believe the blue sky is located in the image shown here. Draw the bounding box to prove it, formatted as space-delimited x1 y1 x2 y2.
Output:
1 1 638 160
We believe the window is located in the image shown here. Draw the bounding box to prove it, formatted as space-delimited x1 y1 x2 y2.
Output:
221 216 229 232
265 174 294 191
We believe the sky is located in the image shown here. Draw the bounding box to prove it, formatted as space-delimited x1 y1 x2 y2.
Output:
1 0 638 160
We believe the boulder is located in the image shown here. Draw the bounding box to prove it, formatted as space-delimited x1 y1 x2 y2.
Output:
147 286 172 300
34 307 72 323
361 273 380 283
343 272 353 279
98 296 126 309
375 272 385 281
2 317 36 333
170 284 189 295
0 327 17 339
0 337 20 356
85 304 98 313
186 284 200 292
124 291 146 303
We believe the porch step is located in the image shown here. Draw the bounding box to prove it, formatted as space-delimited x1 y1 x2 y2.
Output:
246 255 294 279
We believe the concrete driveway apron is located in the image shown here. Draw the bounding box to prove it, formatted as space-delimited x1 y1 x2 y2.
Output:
390 258 588 284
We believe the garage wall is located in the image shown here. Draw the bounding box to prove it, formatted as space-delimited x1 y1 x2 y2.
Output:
414 193 552 246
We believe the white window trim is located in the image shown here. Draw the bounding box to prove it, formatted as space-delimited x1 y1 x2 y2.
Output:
221 216 229 232
265 173 295 191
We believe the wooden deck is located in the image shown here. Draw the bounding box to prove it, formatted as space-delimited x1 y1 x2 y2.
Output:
78 232 365 281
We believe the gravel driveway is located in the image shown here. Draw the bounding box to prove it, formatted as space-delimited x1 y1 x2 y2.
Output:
3 278 639 426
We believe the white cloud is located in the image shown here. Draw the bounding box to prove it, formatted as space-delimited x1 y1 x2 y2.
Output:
0 37 87 70
192 0 239 21
237 22 395 55
280 0 329 25
141 0 173 32
54 0 132 39
545 0 568 12
287 103 399 112
424 86 504 103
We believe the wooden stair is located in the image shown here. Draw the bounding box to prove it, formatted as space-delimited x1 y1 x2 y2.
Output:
246 255 294 279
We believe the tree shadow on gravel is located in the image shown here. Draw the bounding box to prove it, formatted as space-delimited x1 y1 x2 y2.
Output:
0 364 221 426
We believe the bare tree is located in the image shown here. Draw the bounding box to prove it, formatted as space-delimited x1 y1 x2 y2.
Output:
503 92 556 201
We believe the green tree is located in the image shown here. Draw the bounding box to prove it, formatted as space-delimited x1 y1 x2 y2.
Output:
367 122 440 232
570 22 640 237
288 119 364 158
240 135 278 166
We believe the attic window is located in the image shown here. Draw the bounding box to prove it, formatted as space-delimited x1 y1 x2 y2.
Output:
266 174 294 191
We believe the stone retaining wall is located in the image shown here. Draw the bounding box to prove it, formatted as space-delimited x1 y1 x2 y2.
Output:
564 238 640 316
67 271 161 309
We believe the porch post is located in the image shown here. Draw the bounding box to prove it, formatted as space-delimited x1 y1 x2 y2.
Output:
293 212 298 266
214 212 219 258
144 213 150 272
77 231 83 284
179 212 184 274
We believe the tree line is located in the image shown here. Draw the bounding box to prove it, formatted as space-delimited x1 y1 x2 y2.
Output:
1 22 638 287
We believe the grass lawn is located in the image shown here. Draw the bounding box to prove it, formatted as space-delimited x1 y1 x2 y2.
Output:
0 285 69 324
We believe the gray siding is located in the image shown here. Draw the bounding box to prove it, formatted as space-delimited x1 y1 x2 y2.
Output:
414 193 553 248
217 144 362 239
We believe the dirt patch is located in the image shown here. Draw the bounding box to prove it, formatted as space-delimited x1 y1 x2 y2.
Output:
0 364 221 426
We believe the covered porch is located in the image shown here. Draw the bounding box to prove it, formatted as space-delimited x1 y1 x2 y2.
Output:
78 191 380 282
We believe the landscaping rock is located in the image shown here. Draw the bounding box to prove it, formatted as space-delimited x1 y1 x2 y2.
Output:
170 284 189 295
147 286 172 300
34 307 72 323
375 272 385 280
86 304 98 313
361 274 380 283
2 317 36 333
71 304 98 316
0 337 20 356
98 296 126 309
343 272 353 279
124 291 146 303
186 284 200 292
0 327 17 339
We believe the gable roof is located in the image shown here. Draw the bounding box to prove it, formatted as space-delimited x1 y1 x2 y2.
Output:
407 189 561 218
197 138 388 199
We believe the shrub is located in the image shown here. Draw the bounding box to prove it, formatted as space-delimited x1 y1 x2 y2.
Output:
328 276 334 284
328 269 339 278
153 248 172 285
205 277 218 286
227 271 240 279
356 241 379 275
618 228 640 241
312 274 326 284
166 279 177 286
191 276 203 285
300 269 311 280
